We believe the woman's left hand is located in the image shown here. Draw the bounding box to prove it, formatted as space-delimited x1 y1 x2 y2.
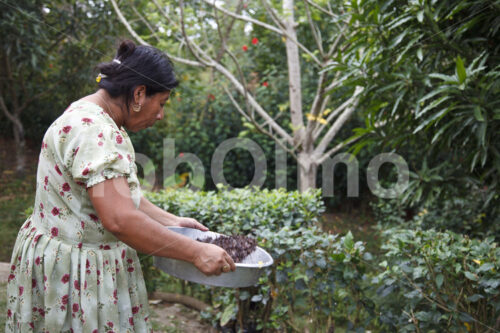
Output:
175 217 209 231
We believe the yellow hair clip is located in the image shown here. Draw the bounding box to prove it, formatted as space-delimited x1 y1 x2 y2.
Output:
96 73 108 83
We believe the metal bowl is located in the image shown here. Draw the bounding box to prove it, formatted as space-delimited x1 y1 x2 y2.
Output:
154 227 274 288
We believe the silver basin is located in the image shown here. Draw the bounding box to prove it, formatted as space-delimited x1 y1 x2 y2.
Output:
154 227 274 288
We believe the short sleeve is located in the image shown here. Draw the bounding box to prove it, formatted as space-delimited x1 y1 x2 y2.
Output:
70 124 132 188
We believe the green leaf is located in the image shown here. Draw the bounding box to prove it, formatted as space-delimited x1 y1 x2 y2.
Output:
220 303 237 326
456 56 467 84
436 274 444 289
473 106 484 121
467 294 484 302
417 48 423 61
344 231 354 250
464 271 478 281
417 10 424 23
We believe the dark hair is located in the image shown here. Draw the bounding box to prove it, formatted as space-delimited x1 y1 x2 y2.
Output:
95 40 179 112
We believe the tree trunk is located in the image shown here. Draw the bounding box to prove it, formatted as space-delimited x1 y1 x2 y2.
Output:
283 0 304 147
298 152 317 192
12 115 26 177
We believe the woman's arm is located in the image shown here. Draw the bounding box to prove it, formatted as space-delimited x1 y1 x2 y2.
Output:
138 196 179 226
88 177 234 275
139 196 208 231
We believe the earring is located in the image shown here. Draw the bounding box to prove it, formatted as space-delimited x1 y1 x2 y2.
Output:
132 103 142 112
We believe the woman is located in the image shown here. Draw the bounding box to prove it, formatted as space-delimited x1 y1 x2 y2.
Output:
6 40 235 332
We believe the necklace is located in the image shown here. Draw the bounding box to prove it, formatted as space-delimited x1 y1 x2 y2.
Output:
95 93 121 127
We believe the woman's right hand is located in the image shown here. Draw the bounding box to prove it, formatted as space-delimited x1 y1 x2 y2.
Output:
192 243 236 276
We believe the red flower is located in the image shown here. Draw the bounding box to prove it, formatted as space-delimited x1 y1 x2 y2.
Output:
8 274 15 282
179 152 184 157
7 309 12 318
62 294 69 305
208 94 215 101
107 322 114 328
98 132 103 138
127 258 133 264
11 265 15 271
34 234 42 243
77 242 82 249
44 176 48 185
262 81 269 87
86 259 90 269
82 118 93 124
81 221 85 229
62 126 72 133
40 212 44 219
55 164 62 175
242 45 248 51
51 227 59 237
127 267 135 273
252 37 259 45
116 135 123 144
113 289 117 299
40 202 44 209
35 257 41 265
103 245 111 250
51 207 60 216
132 306 139 314
117 153 123 160
72 303 79 312
122 249 126 259
89 214 99 222
62 183 71 192
38 308 45 317
61 274 70 284
32 279 37 288
129 317 134 326
19 286 24 296
74 280 80 290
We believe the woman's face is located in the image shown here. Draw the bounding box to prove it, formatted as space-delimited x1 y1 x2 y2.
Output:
125 87 170 132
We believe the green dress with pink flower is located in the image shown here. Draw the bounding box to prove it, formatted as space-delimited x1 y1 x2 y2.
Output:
6 100 152 332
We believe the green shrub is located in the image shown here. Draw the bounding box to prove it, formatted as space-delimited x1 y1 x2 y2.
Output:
371 186 500 240
145 187 372 331
373 228 500 332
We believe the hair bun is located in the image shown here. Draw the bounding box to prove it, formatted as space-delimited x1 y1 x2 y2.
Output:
116 40 136 61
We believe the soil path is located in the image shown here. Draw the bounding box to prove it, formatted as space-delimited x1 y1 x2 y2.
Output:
0 263 9 283
0 262 214 331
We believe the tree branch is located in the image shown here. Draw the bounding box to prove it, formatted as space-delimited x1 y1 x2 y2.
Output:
317 136 361 165
313 86 364 156
303 0 335 17
179 0 213 66
201 0 282 34
202 0 322 66
224 86 297 159
131 3 161 43
111 0 205 68
303 0 324 57
260 0 286 31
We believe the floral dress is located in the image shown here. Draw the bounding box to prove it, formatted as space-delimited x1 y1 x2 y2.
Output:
6 100 152 332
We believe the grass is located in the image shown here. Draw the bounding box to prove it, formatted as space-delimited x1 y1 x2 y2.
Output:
0 283 6 328
0 174 36 262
